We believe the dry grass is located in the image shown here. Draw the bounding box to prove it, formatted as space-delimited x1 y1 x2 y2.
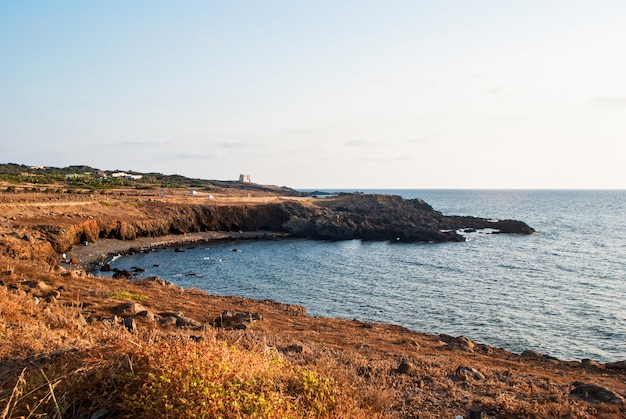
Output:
0 334 384 418
1 187 625 419
1 258 624 417
0 269 386 418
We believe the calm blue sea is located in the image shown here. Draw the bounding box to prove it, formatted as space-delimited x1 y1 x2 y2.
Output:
106 190 626 362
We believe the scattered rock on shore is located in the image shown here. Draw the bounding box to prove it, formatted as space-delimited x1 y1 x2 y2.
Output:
570 382 625 405
212 310 262 329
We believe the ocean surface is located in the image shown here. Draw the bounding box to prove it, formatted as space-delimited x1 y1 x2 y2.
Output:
105 190 626 362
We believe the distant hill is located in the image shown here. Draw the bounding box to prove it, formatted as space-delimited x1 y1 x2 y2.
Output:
0 163 306 196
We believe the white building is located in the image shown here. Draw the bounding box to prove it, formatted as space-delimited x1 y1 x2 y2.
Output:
239 174 251 183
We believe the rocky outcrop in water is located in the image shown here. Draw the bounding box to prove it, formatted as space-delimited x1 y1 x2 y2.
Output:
282 194 534 242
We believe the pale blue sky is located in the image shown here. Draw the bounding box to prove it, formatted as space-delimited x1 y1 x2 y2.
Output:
1 1 625 188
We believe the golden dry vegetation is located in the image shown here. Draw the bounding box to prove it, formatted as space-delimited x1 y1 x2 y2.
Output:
0 184 624 418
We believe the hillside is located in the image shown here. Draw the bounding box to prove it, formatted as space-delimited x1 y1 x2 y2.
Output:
0 163 305 197
0 178 624 418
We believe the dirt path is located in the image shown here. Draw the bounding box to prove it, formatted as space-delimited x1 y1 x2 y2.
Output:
0 201 100 207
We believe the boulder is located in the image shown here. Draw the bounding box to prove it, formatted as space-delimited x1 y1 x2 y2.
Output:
21 280 53 293
213 310 262 329
581 358 601 368
115 302 155 321
160 316 178 326
396 361 416 376
570 382 625 405
142 276 172 286
176 315 202 328
101 315 121 326
282 344 303 354
123 317 137 333
112 270 132 280
135 310 156 322
47 290 61 300
455 366 485 381
521 350 559 362
604 360 626 371
156 311 201 328
439 334 475 353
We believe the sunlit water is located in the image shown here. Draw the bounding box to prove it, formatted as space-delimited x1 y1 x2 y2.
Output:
105 190 626 362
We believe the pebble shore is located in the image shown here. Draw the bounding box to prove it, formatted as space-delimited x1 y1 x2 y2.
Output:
65 231 289 270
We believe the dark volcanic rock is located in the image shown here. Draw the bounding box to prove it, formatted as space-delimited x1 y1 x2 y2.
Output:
570 381 625 404
604 360 626 371
455 365 485 381
282 194 534 243
439 215 535 235
212 310 262 329
283 194 464 242
112 270 132 280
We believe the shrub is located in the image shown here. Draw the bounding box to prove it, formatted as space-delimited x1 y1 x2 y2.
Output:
110 291 148 301
1 337 374 418
118 339 351 418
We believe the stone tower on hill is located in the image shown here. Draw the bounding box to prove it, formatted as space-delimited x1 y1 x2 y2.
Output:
239 174 251 183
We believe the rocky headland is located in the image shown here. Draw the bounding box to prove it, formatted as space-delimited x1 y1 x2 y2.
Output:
1 185 624 418
2 191 535 267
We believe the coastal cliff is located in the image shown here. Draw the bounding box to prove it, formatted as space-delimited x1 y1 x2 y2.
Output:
3 193 534 264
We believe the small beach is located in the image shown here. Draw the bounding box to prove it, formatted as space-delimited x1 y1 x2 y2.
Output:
66 231 290 269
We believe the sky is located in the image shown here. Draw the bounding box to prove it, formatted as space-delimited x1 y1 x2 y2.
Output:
1 1 625 189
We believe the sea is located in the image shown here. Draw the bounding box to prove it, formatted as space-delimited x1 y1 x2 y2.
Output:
104 190 626 363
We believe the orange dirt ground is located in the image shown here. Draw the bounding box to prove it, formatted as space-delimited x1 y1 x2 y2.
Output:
0 185 624 418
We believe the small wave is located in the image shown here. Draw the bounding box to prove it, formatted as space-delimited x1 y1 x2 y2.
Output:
204 257 225 262
109 254 123 263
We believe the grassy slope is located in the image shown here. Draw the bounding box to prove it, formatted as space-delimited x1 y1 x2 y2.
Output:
0 183 624 418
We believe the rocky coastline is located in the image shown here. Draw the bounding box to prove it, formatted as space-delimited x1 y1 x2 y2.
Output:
8 192 535 266
66 230 292 272
1 189 624 418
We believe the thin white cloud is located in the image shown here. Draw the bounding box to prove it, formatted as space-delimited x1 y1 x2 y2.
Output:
408 138 430 144
174 153 220 160
217 142 247 148
588 97 626 108
361 156 410 162
284 128 317 135
217 142 263 149
491 115 530 122
344 140 374 147
121 141 172 146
